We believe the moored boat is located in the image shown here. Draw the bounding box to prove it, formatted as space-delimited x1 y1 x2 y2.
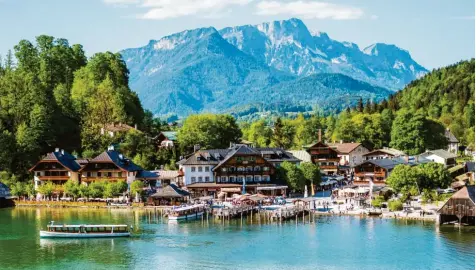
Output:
168 204 206 221
40 222 131 238
366 209 383 216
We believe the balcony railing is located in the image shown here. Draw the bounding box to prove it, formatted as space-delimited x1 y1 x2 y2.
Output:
38 176 69 181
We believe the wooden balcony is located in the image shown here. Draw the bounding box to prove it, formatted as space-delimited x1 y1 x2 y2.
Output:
81 177 127 182
355 171 386 178
38 176 69 181
319 165 338 170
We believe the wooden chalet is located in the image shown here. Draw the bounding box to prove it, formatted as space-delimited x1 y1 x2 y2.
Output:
156 131 177 148
363 148 406 160
79 147 158 185
438 186 475 225
213 144 275 184
352 157 430 186
29 148 82 189
305 141 340 175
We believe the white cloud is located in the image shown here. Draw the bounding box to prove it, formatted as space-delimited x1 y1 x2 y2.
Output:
104 0 253 20
370 14 378 20
255 1 363 20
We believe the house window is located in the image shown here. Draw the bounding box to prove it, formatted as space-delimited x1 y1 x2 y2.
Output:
249 157 256 162
236 157 243 162
35 172 41 176
237 176 244 182
221 176 228 182
97 172 102 177
263 167 269 171
229 176 235 182
229 167 235 172
205 176 210 182
237 167 245 172
191 167 196 172
221 167 227 172
205 166 209 172
198 176 203 182
246 176 253 182
246 166 253 172
107 172 112 177
87 172 91 177
198 167 203 172
191 177 196 183
254 166 261 171
254 175 261 182
118 172 122 177
263 175 270 182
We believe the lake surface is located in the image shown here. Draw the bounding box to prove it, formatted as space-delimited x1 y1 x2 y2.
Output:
0 207 474 270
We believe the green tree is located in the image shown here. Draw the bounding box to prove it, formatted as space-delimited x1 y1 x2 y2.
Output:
280 161 305 192
386 164 422 193
418 163 451 189
64 180 80 200
88 181 105 198
178 114 242 152
300 162 321 186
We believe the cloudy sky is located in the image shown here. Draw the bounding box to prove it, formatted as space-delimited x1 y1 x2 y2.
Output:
0 0 474 69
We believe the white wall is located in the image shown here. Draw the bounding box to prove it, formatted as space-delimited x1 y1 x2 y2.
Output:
349 145 369 167
183 165 215 185
424 154 446 166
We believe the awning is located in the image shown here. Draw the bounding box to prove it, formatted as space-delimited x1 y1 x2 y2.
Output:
256 186 288 191
221 187 241 193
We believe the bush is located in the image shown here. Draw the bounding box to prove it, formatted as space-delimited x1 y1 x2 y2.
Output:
371 195 386 208
388 200 403 211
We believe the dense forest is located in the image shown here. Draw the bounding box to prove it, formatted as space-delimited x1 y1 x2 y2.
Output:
241 59 475 154
0 36 170 180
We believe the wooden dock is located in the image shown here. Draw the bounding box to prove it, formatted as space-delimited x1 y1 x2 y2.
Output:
214 205 256 219
269 205 308 221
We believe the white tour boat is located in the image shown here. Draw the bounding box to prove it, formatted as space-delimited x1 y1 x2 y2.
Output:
40 222 131 238
168 204 206 221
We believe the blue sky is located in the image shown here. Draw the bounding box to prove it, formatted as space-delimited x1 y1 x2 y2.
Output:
0 0 474 69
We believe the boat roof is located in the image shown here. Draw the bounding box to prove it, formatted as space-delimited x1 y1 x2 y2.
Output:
172 204 205 212
47 224 128 228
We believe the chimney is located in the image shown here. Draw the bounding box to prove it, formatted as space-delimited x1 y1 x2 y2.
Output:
194 144 201 152
61 149 65 155
318 129 322 143
55 148 60 152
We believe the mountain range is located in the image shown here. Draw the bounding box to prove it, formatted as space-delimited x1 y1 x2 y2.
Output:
121 18 427 117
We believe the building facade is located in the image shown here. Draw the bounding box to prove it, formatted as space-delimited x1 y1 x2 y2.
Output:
305 141 340 175
445 129 459 154
327 143 370 167
29 148 81 189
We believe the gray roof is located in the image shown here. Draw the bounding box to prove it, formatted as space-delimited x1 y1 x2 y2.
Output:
180 149 230 165
91 150 143 171
355 157 430 170
0 182 10 198
287 150 312 162
255 148 300 163
420 149 457 160
151 184 189 198
363 148 405 157
445 129 459 143
39 150 81 171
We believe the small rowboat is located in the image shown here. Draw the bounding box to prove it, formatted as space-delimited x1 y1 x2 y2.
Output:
40 221 131 238
366 209 383 216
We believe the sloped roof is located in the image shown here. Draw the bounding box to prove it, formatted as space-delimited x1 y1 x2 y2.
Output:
31 150 81 172
161 131 177 141
255 148 300 163
327 143 364 154
363 148 405 157
287 150 312 162
89 150 143 172
449 185 475 203
151 184 189 198
180 149 230 165
445 129 459 143
355 157 430 170
153 170 180 180
136 170 159 179
420 149 457 160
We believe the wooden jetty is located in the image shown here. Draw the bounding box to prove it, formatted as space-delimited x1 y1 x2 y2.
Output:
214 205 256 219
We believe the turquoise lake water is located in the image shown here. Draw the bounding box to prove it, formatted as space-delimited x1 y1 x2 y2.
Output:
0 207 474 269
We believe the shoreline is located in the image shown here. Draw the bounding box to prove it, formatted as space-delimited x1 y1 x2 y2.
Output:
11 202 438 222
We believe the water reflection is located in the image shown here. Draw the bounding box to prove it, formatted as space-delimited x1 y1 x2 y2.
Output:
0 207 474 270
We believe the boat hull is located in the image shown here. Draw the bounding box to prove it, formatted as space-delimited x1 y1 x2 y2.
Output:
39 231 130 238
168 211 204 221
